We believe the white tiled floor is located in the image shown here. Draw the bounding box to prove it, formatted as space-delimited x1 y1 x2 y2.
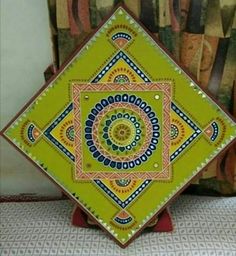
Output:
0 195 236 256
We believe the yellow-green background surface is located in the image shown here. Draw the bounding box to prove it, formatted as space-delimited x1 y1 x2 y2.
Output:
5 8 236 245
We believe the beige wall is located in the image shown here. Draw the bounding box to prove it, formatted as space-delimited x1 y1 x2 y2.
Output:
0 0 61 197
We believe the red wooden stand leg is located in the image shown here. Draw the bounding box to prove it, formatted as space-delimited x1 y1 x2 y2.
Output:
152 208 173 232
71 206 90 228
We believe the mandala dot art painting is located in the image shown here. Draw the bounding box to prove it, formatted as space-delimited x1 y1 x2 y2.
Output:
1 6 236 247
73 83 171 180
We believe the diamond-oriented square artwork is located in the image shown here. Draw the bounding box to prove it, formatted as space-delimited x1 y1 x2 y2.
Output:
1 6 236 247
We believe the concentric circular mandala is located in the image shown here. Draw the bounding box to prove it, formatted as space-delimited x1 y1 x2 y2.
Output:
115 179 131 187
84 94 160 170
114 74 130 83
171 124 179 140
66 126 74 142
59 120 74 147
171 119 185 146
109 179 137 194
107 68 136 83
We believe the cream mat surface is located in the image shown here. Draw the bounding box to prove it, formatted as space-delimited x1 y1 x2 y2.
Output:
0 195 235 256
